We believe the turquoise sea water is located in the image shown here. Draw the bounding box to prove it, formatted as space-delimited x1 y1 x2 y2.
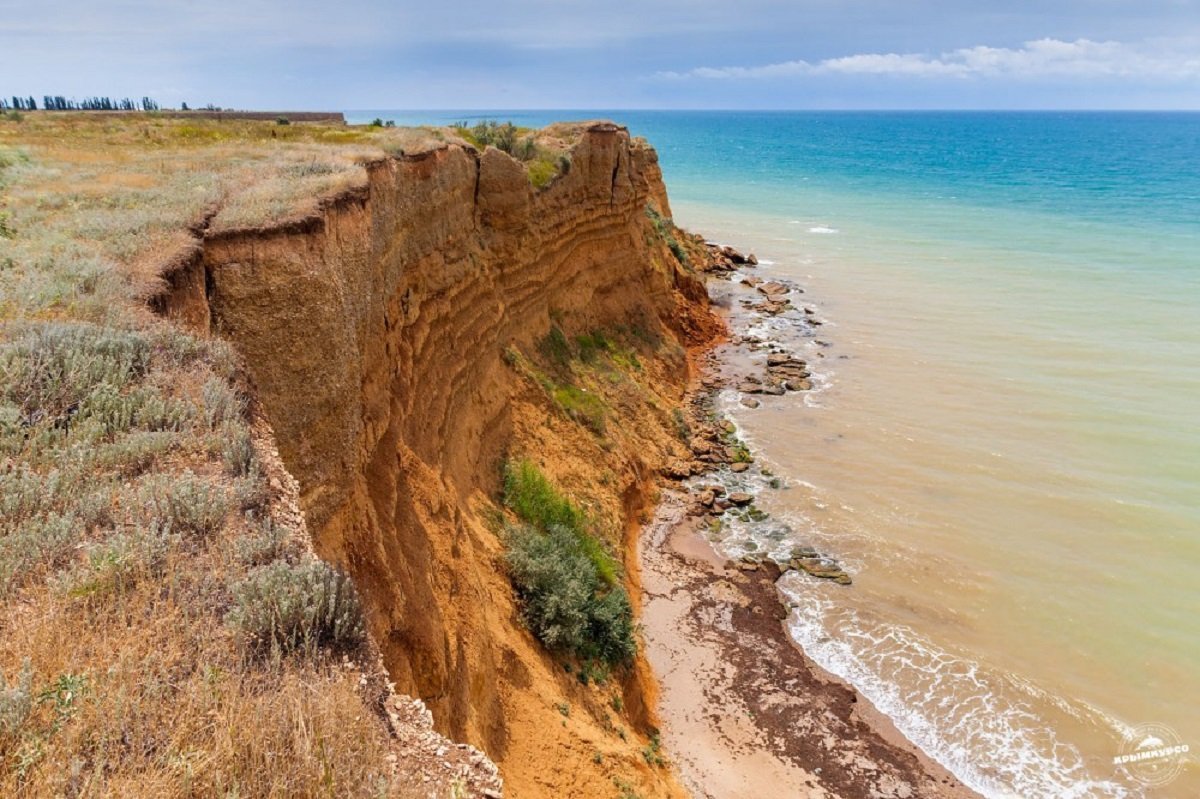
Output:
353 110 1200 797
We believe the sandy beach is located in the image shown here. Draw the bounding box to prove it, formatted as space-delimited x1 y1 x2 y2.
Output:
640 493 981 799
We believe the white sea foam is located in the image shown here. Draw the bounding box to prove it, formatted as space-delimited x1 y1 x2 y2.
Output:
809 225 839 234
779 586 1139 799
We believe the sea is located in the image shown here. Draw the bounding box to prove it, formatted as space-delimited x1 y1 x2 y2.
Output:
348 110 1200 798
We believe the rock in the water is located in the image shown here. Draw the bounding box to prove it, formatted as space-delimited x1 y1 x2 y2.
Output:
738 382 764 394
783 378 813 392
697 490 715 507
730 462 750 473
791 557 852 585
740 396 761 409
761 382 786 396
728 492 753 506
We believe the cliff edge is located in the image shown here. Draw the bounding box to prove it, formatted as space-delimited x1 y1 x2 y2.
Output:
155 121 720 797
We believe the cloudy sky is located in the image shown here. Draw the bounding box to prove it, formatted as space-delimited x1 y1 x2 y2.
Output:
3 1 1199 109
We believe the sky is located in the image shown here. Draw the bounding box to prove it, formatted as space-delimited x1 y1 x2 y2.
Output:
2 1 1199 110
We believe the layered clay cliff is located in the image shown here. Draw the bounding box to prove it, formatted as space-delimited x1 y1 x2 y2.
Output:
154 122 719 797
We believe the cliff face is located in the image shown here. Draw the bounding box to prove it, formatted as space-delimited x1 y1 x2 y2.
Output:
157 124 718 797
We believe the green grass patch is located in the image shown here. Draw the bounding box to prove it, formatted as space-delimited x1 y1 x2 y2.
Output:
526 156 559 189
552 385 607 434
502 459 588 541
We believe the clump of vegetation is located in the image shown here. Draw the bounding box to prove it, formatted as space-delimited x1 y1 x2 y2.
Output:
452 119 568 189
235 512 293 567
139 471 231 539
641 732 665 767
0 115 419 795
0 660 33 735
228 559 366 657
502 460 635 665
518 323 652 435
614 777 643 799
646 205 690 267
552 384 607 434
453 119 520 153
538 325 573 370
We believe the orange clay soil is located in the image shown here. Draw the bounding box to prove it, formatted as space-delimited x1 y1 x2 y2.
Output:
155 122 722 798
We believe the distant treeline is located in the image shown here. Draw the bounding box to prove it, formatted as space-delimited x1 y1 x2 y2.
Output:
1 96 163 111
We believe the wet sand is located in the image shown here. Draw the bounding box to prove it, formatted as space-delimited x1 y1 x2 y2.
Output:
640 497 981 799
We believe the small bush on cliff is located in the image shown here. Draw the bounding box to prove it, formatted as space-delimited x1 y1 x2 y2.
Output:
645 205 690 268
451 120 564 188
454 119 519 153
139 471 230 539
229 559 366 657
538 325 573 370
504 523 635 666
501 460 634 665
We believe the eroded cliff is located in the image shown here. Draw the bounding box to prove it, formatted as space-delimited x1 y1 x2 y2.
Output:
156 122 719 797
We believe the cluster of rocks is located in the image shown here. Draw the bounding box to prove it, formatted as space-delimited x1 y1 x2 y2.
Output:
660 395 852 588
737 351 813 405
740 546 853 586
663 403 752 480
659 269 852 589
704 242 758 275
739 276 796 316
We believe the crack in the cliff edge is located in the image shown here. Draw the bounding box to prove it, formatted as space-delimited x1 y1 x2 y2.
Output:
471 152 482 226
194 204 222 332
609 158 620 207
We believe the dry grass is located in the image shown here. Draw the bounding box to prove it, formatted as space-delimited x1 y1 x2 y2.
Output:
0 113 449 797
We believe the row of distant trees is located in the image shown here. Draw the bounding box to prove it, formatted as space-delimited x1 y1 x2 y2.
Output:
0 96 177 112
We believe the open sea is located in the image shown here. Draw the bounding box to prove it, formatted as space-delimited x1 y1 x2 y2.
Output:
350 110 1200 798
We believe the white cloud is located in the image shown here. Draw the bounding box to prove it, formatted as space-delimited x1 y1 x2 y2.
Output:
657 38 1200 81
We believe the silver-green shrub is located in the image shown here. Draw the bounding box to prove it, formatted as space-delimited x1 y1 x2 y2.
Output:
228 560 366 656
